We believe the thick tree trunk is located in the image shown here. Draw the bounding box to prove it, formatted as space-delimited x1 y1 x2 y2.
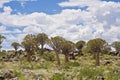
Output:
27 51 31 62
0 46 2 52
117 51 120 57
96 52 100 66
93 53 96 59
41 44 44 55
65 53 69 62
55 51 60 66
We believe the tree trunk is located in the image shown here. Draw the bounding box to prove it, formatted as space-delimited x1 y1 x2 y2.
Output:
27 51 31 62
93 52 96 59
41 44 44 55
65 53 69 62
55 51 60 66
0 46 2 52
95 52 100 66
117 51 120 57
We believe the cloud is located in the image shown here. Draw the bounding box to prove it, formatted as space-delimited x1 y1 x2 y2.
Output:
0 0 120 50
58 0 101 7
0 0 10 8
3 6 12 14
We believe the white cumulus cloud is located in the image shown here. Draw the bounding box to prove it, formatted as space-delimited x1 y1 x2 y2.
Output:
0 0 120 49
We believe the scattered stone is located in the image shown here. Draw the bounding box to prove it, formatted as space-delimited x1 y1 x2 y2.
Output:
10 77 19 80
0 76 4 80
65 74 70 79
113 69 120 74
103 60 113 65
95 75 104 80
3 70 14 79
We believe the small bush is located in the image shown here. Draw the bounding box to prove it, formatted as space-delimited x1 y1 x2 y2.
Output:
0 51 6 57
50 73 67 80
77 67 103 79
106 71 120 80
62 62 80 69
14 71 22 77
67 62 80 67
42 52 55 61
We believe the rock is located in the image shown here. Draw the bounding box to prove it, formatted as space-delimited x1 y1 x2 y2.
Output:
3 70 14 79
10 77 19 80
0 76 4 80
95 75 104 80
113 69 120 74
103 60 113 65
65 74 70 79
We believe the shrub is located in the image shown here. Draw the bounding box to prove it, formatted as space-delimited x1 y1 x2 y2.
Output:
14 70 22 77
77 67 103 79
0 51 6 57
67 62 80 67
42 52 55 61
106 71 120 80
62 62 80 70
50 73 67 80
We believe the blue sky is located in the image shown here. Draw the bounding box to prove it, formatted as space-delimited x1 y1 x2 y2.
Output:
0 0 120 50
1 0 67 14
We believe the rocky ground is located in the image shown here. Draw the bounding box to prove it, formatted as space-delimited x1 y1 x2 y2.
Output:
0 52 120 80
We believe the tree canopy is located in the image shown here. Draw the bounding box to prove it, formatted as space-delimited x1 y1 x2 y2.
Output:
11 42 20 51
0 34 5 51
36 33 48 54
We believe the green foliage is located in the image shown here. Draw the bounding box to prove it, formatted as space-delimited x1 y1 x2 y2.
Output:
67 61 80 67
62 61 80 69
14 70 22 77
0 51 6 57
42 52 55 61
77 67 103 79
82 47 90 54
21 34 36 52
106 71 120 80
36 33 48 47
36 33 48 54
61 40 75 62
21 34 37 62
50 73 67 80
61 40 75 54
104 55 113 60
87 38 106 53
76 40 85 50
0 34 5 50
48 36 65 51
11 42 20 51
48 36 65 66
111 41 120 52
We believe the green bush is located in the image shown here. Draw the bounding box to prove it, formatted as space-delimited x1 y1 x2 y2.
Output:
50 73 67 80
62 62 80 70
67 62 80 67
14 70 22 77
106 71 120 80
0 51 6 57
77 67 103 79
42 52 55 61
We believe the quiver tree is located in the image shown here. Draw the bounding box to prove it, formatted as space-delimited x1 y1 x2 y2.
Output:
48 36 64 66
61 40 75 62
75 40 85 55
11 42 20 53
0 34 5 52
36 33 48 55
111 41 120 56
87 38 106 66
21 34 36 62
101 44 111 54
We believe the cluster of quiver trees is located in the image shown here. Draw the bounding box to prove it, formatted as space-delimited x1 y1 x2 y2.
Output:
0 33 120 66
